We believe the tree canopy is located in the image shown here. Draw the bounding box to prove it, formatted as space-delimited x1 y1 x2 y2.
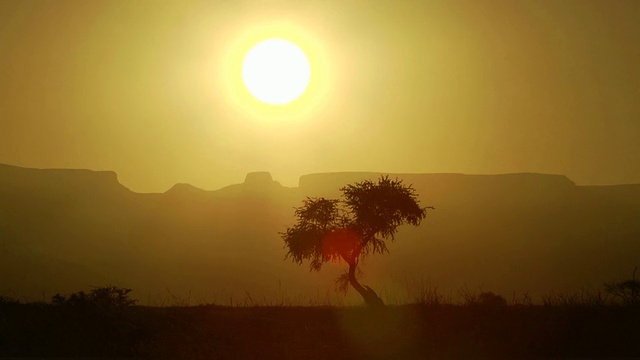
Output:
281 175 431 306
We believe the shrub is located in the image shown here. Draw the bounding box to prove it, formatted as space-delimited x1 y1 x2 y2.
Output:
605 267 640 306
51 286 138 310
476 291 508 307
0 295 20 305
460 288 507 308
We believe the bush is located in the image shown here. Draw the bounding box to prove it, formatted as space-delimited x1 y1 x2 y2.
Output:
605 267 640 306
51 286 137 310
476 291 508 307
0 295 20 305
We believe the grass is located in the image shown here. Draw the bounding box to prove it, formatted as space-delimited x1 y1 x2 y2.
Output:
1 287 639 359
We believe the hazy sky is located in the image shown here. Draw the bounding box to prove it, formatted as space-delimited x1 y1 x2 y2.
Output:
1 0 639 192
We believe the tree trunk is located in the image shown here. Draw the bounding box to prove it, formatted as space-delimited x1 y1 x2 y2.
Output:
348 263 384 307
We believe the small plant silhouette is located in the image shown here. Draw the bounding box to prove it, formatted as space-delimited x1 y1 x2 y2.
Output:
475 291 508 307
51 286 138 310
0 295 19 305
605 267 640 306
281 176 431 306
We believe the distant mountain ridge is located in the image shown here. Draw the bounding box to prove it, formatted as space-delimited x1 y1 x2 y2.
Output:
3 162 634 197
0 163 594 195
0 163 130 195
1 162 639 303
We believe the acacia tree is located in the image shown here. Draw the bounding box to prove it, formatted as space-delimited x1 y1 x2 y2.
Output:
605 267 640 306
281 176 431 306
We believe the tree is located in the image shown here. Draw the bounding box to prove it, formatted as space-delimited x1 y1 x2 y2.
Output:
281 176 431 306
605 267 640 306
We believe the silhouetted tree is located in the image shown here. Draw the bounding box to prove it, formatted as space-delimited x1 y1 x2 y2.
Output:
281 176 431 306
605 267 640 306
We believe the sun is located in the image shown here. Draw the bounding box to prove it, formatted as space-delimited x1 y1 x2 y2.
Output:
241 39 311 105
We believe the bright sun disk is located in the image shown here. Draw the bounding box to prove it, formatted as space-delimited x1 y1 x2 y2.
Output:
242 39 311 105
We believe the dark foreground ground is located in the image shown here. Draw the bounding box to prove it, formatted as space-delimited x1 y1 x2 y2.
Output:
1 302 639 359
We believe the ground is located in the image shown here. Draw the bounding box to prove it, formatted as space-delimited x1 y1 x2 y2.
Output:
1 301 639 359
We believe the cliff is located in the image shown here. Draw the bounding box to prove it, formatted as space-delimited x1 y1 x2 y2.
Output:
1 163 639 302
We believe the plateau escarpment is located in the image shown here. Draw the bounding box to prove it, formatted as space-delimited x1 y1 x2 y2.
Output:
1 163 639 303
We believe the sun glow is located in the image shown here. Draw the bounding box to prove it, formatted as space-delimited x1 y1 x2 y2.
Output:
242 39 311 105
220 22 332 122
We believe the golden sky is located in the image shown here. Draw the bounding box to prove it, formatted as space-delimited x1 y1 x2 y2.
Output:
1 0 639 192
